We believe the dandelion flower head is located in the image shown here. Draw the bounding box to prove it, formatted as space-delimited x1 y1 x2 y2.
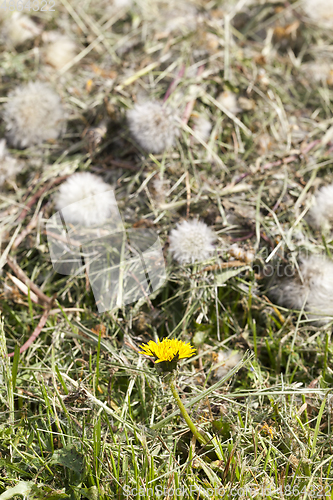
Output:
127 100 180 154
55 172 116 227
139 338 196 364
169 219 216 264
3 81 65 148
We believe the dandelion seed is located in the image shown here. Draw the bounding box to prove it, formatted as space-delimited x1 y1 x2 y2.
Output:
151 174 169 206
302 0 333 28
217 90 241 115
44 35 77 70
192 115 212 143
55 172 116 227
0 139 23 187
169 219 216 265
270 254 333 324
307 184 333 232
214 350 243 380
303 60 333 85
113 0 133 7
127 100 180 153
3 81 65 148
2 12 40 47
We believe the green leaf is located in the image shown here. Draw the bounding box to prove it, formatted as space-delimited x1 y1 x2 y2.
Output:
77 486 99 500
30 485 69 500
50 446 84 475
0 481 33 500
215 266 250 286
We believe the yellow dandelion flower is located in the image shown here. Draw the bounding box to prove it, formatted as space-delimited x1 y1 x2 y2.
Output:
139 338 196 364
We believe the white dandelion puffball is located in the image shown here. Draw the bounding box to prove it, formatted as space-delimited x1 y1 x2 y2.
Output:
192 115 212 143
214 350 243 380
127 100 180 154
303 60 333 84
2 12 41 47
217 90 241 115
44 36 77 70
55 172 116 227
151 175 169 206
302 0 333 27
0 139 22 187
169 219 216 264
3 81 65 148
307 184 333 232
270 255 333 325
113 0 133 7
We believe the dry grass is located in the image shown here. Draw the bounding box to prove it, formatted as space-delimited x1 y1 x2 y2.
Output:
0 0 333 498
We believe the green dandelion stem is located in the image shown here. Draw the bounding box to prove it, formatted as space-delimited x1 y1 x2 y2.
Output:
169 379 208 446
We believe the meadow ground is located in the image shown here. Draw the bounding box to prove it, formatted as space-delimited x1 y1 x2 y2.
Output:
0 0 333 498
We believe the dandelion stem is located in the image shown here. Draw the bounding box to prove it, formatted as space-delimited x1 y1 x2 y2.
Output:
168 379 208 446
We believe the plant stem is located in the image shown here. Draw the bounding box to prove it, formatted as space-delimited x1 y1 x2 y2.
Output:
169 379 208 446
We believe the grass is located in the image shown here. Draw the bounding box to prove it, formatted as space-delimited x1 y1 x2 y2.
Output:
0 0 333 498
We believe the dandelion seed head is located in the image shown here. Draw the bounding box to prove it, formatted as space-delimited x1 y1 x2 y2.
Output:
151 174 169 206
44 35 77 70
217 90 241 115
2 12 40 47
113 0 133 7
127 100 180 153
302 0 333 28
55 172 116 227
169 219 216 264
270 255 333 324
192 115 212 143
307 184 333 232
303 60 333 85
0 139 23 187
3 81 66 149
214 350 243 380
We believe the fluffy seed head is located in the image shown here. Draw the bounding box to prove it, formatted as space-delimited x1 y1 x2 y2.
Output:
217 90 241 115
302 0 333 27
55 172 116 227
303 61 333 85
169 219 216 264
127 100 180 153
307 184 333 232
3 81 65 148
214 350 243 380
192 115 212 143
113 0 133 7
151 174 169 206
0 139 23 186
2 12 40 47
270 254 333 324
44 36 77 70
